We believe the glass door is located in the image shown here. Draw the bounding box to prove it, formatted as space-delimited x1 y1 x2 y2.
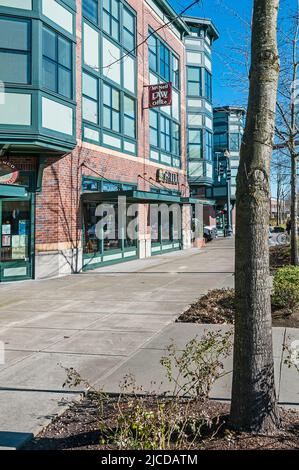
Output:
0 199 33 282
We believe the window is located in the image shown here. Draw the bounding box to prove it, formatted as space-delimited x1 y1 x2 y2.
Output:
187 67 202 96
214 132 227 149
123 6 135 52
148 35 157 72
150 110 158 147
160 116 171 152
124 95 136 138
82 72 99 124
42 26 72 99
103 0 120 41
160 43 170 81
0 17 30 84
205 131 213 160
229 133 240 151
172 56 179 89
83 0 98 24
172 122 180 156
205 70 212 101
103 83 120 132
188 129 202 159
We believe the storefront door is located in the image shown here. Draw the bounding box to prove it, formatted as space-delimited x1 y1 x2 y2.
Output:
0 198 33 282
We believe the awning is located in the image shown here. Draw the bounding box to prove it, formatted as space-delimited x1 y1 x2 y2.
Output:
0 184 28 198
180 197 217 206
81 190 182 204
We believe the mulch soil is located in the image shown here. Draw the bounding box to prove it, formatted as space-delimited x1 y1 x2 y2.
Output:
23 393 299 450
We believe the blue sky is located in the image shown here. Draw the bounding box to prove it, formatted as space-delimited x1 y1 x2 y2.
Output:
169 0 297 107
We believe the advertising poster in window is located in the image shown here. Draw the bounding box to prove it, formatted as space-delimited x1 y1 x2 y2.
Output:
1 235 11 247
2 224 11 235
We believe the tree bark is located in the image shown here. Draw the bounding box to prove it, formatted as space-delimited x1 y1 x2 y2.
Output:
290 149 298 265
230 0 281 433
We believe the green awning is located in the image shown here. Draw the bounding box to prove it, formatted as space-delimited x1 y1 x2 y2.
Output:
180 197 217 206
82 190 182 204
0 184 28 198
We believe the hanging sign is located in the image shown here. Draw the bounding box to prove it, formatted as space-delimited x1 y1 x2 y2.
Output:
156 169 179 185
0 161 19 185
148 82 172 108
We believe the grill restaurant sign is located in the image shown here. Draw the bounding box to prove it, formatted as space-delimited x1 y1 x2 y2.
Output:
156 169 178 185
148 82 172 108
0 161 19 184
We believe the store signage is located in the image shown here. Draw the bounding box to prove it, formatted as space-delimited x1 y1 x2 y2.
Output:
148 82 172 108
0 161 19 184
156 169 179 185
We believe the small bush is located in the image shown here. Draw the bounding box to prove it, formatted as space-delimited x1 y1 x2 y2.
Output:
272 266 299 314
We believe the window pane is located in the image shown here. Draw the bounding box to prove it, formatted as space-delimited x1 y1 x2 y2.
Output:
83 73 98 99
0 51 29 84
43 27 56 60
0 18 29 51
111 0 119 18
188 67 200 81
102 11 110 33
58 67 72 98
124 30 134 51
42 57 56 92
123 8 134 30
188 129 201 144
111 18 119 40
83 0 98 24
112 110 120 131
112 89 119 110
103 107 111 128
58 36 71 68
150 110 158 128
103 84 111 106
83 96 98 123
188 82 200 96
124 117 135 138
124 96 134 117
189 145 202 158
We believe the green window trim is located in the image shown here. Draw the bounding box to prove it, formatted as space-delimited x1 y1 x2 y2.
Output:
187 66 202 97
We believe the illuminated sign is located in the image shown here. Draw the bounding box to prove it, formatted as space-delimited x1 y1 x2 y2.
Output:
156 169 179 186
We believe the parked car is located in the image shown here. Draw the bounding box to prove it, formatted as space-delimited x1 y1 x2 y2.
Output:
272 226 285 233
204 226 217 242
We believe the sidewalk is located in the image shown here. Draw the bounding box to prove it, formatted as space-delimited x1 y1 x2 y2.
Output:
0 237 297 449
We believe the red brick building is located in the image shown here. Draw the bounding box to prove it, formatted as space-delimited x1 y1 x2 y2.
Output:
0 0 217 282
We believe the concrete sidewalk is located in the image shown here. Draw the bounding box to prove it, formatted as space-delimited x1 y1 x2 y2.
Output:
0 237 297 449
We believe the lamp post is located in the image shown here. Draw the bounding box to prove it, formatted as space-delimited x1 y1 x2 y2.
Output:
224 150 233 237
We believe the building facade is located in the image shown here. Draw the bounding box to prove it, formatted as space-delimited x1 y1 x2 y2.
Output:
0 0 215 282
208 106 245 233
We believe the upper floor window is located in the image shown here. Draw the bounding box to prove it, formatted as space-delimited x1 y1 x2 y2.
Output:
103 0 120 42
205 70 212 101
187 66 202 97
123 6 135 52
0 17 30 85
214 132 227 149
83 0 99 24
82 72 99 124
42 26 72 99
148 31 180 90
205 131 213 160
188 129 203 159
229 133 240 151
160 43 170 82
103 82 120 133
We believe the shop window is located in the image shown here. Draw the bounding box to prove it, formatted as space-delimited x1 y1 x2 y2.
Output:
1 200 30 263
0 17 30 84
42 26 72 99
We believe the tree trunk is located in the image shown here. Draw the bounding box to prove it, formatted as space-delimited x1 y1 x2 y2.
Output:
290 150 298 265
230 0 281 433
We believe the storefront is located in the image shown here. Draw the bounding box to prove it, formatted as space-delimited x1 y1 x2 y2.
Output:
81 177 188 270
0 163 35 282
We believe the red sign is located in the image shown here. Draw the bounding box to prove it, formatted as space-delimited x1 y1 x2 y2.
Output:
0 161 19 185
148 82 172 108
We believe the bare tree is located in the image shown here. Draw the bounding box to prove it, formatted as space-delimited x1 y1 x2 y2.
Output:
274 8 299 264
271 152 291 224
230 0 281 433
